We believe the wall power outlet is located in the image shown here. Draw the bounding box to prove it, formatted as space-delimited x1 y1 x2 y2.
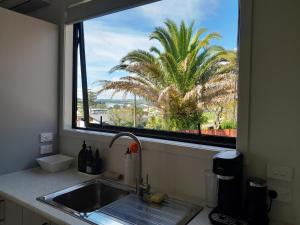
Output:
40 144 53 155
268 182 293 203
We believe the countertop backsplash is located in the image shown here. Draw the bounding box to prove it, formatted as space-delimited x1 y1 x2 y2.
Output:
59 133 220 205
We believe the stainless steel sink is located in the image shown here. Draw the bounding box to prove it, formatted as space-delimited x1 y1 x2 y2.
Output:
37 179 134 219
37 178 202 225
52 181 130 213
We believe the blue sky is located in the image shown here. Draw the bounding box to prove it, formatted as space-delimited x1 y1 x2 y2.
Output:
80 0 239 99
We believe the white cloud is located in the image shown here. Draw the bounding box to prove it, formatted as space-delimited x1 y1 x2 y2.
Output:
83 22 157 99
84 23 154 63
87 66 112 73
138 0 219 25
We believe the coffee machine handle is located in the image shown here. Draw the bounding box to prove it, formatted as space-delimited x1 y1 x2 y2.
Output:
267 190 278 212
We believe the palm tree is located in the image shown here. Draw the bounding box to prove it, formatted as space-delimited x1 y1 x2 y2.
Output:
96 19 237 131
203 51 237 129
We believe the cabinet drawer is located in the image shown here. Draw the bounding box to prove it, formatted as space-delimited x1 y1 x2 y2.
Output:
22 207 51 225
1 199 22 225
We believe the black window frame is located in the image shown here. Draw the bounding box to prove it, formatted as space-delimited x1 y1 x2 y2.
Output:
72 22 237 149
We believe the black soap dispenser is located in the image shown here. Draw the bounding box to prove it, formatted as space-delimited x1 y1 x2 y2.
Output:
78 140 87 173
86 146 93 174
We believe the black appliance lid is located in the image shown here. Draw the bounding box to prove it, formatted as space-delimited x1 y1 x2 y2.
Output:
213 151 243 176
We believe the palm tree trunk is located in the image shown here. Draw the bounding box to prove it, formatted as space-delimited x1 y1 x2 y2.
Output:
214 106 223 129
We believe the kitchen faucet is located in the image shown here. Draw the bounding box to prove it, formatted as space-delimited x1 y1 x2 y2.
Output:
108 132 150 197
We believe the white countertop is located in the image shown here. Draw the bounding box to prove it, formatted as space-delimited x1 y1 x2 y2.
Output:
0 168 211 225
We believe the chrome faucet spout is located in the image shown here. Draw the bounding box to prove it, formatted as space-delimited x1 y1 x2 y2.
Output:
108 132 149 197
109 132 141 149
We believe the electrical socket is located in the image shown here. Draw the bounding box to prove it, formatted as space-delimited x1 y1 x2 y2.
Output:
268 183 293 203
267 164 294 182
40 144 53 155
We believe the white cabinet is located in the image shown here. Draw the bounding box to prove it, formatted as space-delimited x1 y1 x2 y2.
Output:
1 199 22 225
0 199 4 225
23 207 51 225
0 198 54 225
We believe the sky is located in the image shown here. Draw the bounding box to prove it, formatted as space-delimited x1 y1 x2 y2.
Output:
79 0 239 99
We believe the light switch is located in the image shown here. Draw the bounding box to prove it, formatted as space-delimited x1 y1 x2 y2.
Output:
267 164 294 182
40 144 53 155
40 132 54 143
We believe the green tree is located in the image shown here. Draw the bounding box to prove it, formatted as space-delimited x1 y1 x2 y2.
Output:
203 54 238 129
96 20 236 130
88 90 107 109
109 106 146 127
88 90 98 108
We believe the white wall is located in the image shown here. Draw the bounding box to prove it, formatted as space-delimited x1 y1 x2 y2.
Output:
246 0 300 223
60 131 222 204
0 7 59 174
29 0 300 224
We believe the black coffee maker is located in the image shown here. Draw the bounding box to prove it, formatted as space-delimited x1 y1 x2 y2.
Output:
209 151 248 225
246 177 268 225
246 177 277 225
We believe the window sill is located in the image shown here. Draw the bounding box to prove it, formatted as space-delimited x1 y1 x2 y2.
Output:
60 128 234 159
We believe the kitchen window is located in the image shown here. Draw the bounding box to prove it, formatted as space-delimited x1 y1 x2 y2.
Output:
72 0 239 148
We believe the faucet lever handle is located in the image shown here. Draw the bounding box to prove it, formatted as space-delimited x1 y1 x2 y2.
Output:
143 174 151 194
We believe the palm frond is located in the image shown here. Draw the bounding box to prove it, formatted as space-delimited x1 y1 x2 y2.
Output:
157 85 179 105
150 46 161 55
164 19 180 54
119 50 156 65
150 26 178 58
120 76 158 91
97 80 159 104
189 27 207 51
193 51 231 84
183 85 201 102
160 53 184 90
179 21 188 58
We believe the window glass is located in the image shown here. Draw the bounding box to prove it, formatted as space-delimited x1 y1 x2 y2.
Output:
74 0 239 146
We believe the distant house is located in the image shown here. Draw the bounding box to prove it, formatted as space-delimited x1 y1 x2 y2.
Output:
89 108 110 125
76 108 111 127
